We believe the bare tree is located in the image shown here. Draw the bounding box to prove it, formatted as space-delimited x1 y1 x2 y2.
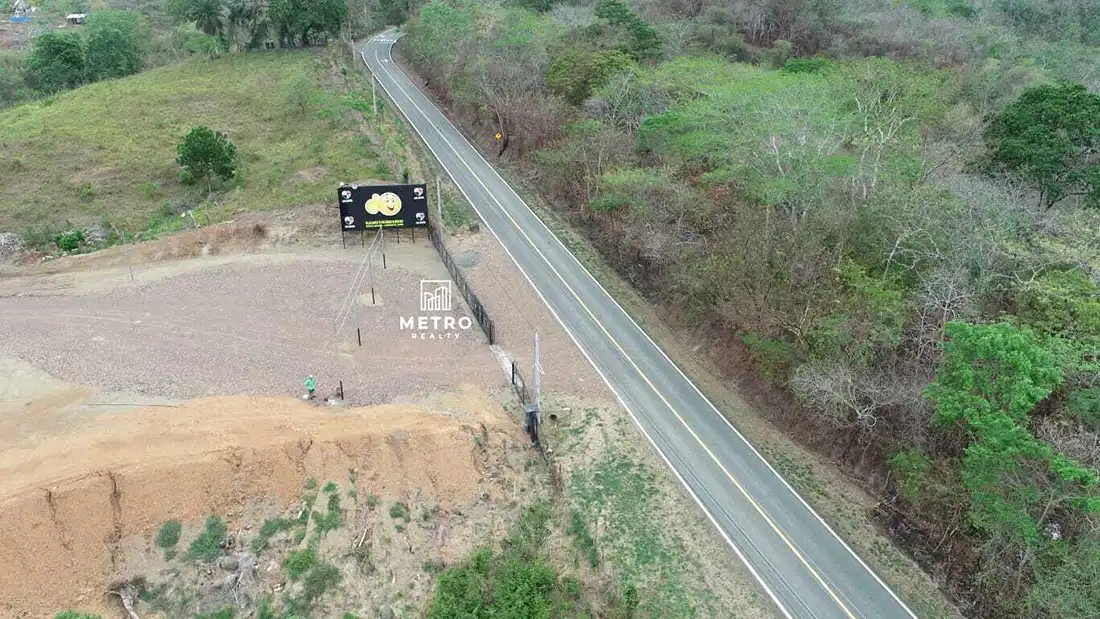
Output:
790 363 904 429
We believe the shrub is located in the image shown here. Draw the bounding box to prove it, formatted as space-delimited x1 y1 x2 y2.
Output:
155 519 182 549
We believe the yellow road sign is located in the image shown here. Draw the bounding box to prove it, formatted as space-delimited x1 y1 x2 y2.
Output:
494 132 503 140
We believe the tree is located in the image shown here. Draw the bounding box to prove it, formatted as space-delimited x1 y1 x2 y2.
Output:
375 0 409 25
23 31 86 94
267 0 347 46
84 10 150 82
547 47 633 105
594 0 661 61
924 321 1100 562
176 126 238 191
984 82 1100 210
169 0 229 37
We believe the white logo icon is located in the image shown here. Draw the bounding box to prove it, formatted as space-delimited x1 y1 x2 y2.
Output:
415 212 426 222
344 215 355 227
420 280 451 312
413 187 424 198
340 190 352 201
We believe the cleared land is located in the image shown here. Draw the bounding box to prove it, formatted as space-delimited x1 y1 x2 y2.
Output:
0 229 525 617
0 48 382 238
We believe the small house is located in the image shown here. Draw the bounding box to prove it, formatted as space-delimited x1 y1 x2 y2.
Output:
65 13 86 25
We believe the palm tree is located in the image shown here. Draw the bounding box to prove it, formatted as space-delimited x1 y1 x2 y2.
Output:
186 0 229 38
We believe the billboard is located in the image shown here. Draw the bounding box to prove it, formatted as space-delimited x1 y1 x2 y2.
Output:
338 183 429 230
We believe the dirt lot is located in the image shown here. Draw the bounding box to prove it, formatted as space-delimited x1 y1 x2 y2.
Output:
0 224 533 617
0 231 501 404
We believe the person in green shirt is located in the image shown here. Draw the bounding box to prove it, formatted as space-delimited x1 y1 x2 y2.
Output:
305 375 316 399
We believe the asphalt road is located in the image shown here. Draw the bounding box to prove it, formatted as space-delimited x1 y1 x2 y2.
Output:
359 30 921 619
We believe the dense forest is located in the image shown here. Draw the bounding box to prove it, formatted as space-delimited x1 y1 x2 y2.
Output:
394 0 1100 617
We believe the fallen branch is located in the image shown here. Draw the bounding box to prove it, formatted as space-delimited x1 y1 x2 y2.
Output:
107 583 141 619
355 528 369 549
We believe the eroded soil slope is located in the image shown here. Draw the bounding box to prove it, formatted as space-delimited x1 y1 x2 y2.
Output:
0 360 524 616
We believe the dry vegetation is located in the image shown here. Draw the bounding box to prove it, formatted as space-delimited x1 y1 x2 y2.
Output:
394 0 1100 617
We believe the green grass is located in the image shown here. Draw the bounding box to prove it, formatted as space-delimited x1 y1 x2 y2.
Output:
570 450 712 618
388 501 409 522
284 547 317 580
312 492 343 533
0 48 388 236
251 516 297 553
186 515 228 563
155 519 182 549
284 561 342 615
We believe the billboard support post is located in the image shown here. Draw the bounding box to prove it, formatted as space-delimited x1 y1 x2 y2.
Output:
372 76 377 116
436 177 442 225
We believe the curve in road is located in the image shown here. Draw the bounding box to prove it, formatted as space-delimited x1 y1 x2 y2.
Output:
359 29 921 619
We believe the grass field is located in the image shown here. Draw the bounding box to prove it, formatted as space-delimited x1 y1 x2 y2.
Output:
0 48 389 244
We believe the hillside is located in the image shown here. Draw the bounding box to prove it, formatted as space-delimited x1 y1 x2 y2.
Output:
394 1 1100 617
0 48 383 248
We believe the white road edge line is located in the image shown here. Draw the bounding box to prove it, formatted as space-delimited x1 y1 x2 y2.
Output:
358 43 799 619
370 42 859 619
367 30 918 618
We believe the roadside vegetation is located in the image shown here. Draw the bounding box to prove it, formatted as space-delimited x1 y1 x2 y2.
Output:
397 1 1100 617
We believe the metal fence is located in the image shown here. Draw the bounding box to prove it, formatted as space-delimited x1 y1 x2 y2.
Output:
510 360 531 405
427 225 496 345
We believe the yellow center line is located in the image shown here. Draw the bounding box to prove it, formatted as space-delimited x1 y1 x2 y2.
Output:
368 39 858 619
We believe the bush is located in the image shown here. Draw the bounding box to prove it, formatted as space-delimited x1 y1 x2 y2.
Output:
155 519 182 549
54 228 84 252
186 515 228 562
23 32 86 94
285 547 316 579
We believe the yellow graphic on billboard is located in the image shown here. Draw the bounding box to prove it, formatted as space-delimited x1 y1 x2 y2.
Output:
365 192 402 217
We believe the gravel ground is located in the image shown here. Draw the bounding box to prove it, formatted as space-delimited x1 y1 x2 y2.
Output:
446 232 616 405
0 244 504 405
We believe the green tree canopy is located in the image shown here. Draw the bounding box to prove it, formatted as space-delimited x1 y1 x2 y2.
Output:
547 47 633 105
176 126 238 190
168 0 228 36
84 10 150 82
594 0 661 61
23 31 86 94
267 0 347 47
985 82 1100 210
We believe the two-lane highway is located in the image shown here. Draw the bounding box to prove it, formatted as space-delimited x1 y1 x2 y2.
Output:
359 29 920 619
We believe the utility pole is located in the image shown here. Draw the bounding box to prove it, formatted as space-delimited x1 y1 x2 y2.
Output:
436 176 442 225
533 331 541 410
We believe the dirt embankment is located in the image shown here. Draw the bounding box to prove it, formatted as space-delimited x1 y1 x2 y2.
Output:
0 370 519 617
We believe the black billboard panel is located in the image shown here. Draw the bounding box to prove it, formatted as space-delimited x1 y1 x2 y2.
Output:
338 183 429 230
